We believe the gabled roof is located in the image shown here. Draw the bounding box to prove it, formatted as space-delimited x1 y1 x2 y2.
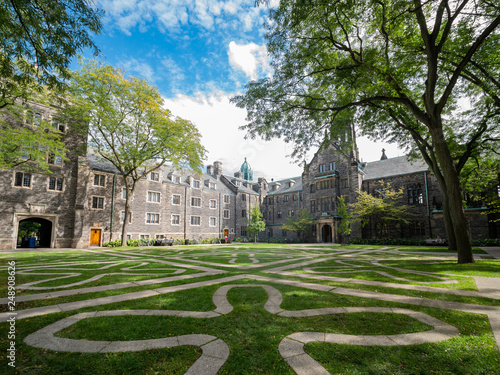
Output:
363 156 428 180
267 177 303 195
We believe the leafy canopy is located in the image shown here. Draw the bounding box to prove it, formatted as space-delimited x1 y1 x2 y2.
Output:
246 204 267 242
281 208 314 239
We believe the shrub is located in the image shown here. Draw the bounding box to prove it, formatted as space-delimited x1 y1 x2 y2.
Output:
348 238 427 246
103 239 122 247
471 238 500 247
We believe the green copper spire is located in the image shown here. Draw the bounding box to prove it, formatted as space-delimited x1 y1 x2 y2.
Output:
240 157 253 181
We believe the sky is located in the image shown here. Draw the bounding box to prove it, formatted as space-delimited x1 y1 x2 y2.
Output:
83 0 402 180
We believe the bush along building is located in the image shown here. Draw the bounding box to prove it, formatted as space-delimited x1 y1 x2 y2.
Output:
1 102 499 249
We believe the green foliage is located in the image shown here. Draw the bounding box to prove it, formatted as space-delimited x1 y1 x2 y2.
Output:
246 205 266 243
281 208 314 241
350 183 412 238
235 0 500 261
0 0 102 94
470 238 500 247
337 196 352 240
67 60 207 241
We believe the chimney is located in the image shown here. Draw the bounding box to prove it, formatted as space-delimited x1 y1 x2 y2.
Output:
213 161 223 178
207 164 214 175
234 171 243 179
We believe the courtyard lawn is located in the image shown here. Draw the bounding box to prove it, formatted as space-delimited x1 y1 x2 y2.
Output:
1 244 500 374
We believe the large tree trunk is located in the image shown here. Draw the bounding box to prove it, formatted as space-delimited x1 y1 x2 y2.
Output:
441 197 457 251
430 127 474 263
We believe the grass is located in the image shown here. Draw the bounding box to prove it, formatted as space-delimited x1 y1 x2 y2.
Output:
1 244 500 374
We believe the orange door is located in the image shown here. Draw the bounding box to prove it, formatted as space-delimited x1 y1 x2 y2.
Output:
90 229 101 246
224 229 229 237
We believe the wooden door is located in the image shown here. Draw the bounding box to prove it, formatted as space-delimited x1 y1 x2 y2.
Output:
90 229 101 246
223 229 229 237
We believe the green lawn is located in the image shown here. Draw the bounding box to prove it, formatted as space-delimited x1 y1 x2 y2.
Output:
1 244 499 374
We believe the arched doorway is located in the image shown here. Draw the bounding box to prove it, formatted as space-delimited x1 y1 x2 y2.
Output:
321 224 332 243
18 218 53 248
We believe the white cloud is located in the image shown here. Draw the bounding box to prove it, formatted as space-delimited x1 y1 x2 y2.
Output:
120 58 156 82
228 41 270 80
163 92 303 180
98 0 266 34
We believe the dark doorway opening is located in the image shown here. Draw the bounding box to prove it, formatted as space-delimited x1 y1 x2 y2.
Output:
321 224 332 243
18 218 52 248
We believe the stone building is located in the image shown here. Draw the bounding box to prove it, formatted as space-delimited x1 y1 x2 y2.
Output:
1 101 498 249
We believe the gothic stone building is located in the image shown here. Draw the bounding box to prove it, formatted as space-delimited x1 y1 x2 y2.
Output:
1 102 499 249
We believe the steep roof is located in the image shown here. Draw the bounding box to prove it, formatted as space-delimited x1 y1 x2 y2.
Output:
267 177 303 195
363 156 428 180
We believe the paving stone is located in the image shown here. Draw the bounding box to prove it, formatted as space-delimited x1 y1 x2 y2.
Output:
184 355 227 375
288 332 325 344
101 337 179 352
283 353 330 375
278 338 305 358
201 338 230 359
178 334 217 347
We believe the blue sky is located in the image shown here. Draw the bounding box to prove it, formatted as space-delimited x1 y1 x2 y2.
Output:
83 0 400 179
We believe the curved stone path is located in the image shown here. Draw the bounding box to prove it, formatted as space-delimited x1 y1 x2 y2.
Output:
2 245 500 374
24 284 459 375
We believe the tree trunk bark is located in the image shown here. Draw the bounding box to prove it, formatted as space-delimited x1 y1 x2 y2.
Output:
430 127 474 263
441 197 457 251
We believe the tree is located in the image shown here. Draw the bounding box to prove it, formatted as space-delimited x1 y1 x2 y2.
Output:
0 0 102 171
0 0 102 96
246 204 266 243
281 208 314 242
350 184 412 238
234 0 500 263
68 60 206 243
337 196 352 244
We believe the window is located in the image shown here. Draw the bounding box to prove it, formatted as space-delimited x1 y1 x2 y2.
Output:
193 180 200 188
284 195 289 202
209 199 217 209
277 211 282 218
341 179 348 188
146 213 160 224
48 177 63 191
319 197 334 212
94 174 105 186
329 162 335 171
150 172 159 181
191 197 201 207
121 211 132 223
175 176 181 184
242 194 246 201
171 215 180 225
172 195 181 205
147 191 160 203
209 217 216 227
311 200 316 213
409 221 426 236
310 184 315 193
268 197 274 204
288 210 294 217
282 229 287 237
407 183 423 204
34 113 42 126
242 209 247 218
277 196 279 203
319 164 326 173
293 194 297 201
224 195 230 203
122 188 127 199
92 196 104 209
209 182 216 189
156 235 165 239
191 216 201 226
223 210 230 219
47 152 63 166
14 172 31 188
241 226 247 236
52 119 65 132
140 234 150 240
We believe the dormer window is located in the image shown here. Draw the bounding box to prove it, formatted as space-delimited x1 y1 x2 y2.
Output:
193 180 200 188
150 172 159 181
209 182 216 189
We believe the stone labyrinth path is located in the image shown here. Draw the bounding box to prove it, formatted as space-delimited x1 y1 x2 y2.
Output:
2 244 500 374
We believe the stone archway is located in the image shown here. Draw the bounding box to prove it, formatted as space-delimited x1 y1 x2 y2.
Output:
15 214 57 248
321 224 332 243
